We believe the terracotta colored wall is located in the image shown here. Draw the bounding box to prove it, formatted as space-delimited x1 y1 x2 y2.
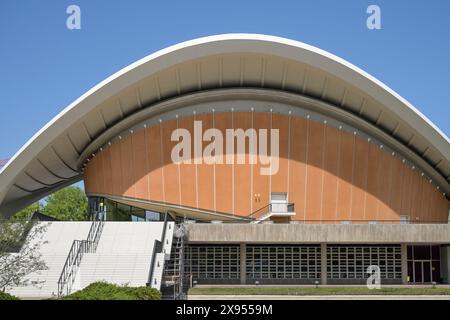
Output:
84 112 450 222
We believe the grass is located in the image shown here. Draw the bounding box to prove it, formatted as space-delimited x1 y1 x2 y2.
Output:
188 286 450 296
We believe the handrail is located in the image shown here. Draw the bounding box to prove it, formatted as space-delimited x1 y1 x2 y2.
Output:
247 203 295 220
57 216 104 297
247 204 271 220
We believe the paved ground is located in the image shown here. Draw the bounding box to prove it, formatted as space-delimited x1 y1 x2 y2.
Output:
188 294 450 300
193 284 450 289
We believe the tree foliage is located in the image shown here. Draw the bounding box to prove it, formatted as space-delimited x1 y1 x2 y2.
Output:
42 186 88 221
1 186 87 293
12 186 89 221
13 203 41 221
0 291 19 300
0 220 48 291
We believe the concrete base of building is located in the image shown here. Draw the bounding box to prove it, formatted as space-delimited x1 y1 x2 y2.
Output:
185 224 450 285
188 295 450 300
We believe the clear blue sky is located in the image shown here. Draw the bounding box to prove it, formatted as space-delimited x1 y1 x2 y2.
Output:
1 0 449 160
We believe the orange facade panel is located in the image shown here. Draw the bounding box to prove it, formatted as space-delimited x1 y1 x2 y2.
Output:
322 125 340 222
178 116 197 209
120 135 135 198
214 112 233 214
305 120 324 222
270 113 289 194
146 125 164 203
131 130 148 200
195 113 215 212
288 116 307 221
232 112 252 216
351 137 369 221
161 119 180 206
252 112 271 215
336 131 353 221
84 112 449 223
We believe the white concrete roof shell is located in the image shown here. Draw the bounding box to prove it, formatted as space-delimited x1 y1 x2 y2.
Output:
1 34 449 217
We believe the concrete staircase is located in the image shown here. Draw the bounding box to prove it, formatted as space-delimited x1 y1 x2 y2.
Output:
8 222 91 299
7 221 174 299
74 221 174 291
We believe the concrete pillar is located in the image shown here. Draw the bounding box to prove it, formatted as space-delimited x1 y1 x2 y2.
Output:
401 243 408 284
441 246 450 284
240 243 246 285
320 243 327 285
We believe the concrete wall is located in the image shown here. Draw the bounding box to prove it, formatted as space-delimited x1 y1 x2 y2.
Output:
185 223 450 244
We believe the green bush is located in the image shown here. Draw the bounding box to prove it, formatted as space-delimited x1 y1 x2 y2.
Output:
63 282 161 300
0 291 19 300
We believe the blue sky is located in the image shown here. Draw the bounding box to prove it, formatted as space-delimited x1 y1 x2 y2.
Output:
1 0 449 160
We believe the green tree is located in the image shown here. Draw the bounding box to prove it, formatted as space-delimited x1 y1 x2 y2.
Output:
42 186 88 221
0 220 48 291
13 203 41 221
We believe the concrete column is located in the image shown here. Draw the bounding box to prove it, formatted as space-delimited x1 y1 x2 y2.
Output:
240 243 246 285
441 246 450 284
320 243 327 285
401 243 408 284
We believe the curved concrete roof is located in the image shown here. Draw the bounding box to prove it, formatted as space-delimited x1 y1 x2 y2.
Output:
0 159 9 170
1 33 449 217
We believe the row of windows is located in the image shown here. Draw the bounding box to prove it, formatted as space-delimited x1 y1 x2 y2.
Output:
246 246 321 279
167 245 406 281
326 246 402 279
185 245 241 279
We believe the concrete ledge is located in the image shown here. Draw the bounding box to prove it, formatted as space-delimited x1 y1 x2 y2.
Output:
185 223 450 244
188 294 450 300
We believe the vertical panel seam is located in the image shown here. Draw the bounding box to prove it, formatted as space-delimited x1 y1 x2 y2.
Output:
334 129 342 222
159 122 165 203
319 124 326 223
349 133 356 221
269 110 272 206
144 126 150 200
177 117 182 206
213 111 217 212
287 112 291 201
131 134 136 198
232 109 235 215
250 109 254 214
194 113 199 209
387 153 394 220
362 142 370 221
303 118 309 222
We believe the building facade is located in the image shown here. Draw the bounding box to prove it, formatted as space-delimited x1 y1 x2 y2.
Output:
1 35 450 295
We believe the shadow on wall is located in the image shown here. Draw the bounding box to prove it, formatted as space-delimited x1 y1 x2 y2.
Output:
84 111 449 223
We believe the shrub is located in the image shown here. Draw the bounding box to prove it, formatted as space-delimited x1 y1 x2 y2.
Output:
0 291 19 300
126 286 161 300
63 281 161 300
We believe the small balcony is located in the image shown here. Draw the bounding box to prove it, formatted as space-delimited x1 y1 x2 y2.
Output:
248 203 295 223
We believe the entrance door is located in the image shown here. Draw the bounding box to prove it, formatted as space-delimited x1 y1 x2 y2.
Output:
413 261 422 283
412 261 435 283
423 261 431 283
407 245 441 283
270 193 287 203
270 193 288 213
